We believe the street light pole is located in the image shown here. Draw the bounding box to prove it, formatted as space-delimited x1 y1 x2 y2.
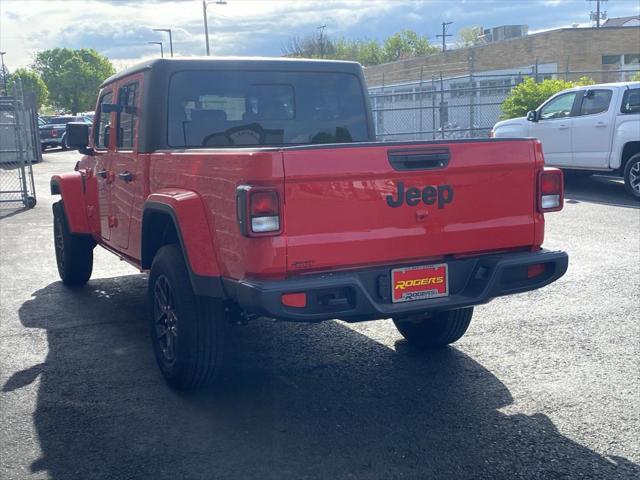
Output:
148 42 164 58
153 28 173 57
203 1 210 56
203 0 227 56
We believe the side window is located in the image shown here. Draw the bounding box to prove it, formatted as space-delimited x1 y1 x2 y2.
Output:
117 82 138 150
621 88 640 114
94 91 113 150
539 92 577 120
577 90 612 116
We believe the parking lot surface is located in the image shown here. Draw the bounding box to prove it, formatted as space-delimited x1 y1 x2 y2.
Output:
1 149 639 479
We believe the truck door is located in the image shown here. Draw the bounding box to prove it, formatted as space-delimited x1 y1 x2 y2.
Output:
570 88 614 169
529 90 578 167
93 89 115 241
110 77 143 252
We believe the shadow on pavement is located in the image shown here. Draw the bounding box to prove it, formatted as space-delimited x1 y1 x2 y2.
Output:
9 274 640 479
0 206 30 220
564 175 638 209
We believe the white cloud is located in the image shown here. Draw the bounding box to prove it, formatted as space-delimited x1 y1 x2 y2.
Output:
1 0 402 69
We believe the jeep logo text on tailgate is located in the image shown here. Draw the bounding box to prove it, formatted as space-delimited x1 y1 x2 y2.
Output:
386 181 454 208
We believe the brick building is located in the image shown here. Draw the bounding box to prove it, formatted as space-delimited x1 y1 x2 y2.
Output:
365 26 640 87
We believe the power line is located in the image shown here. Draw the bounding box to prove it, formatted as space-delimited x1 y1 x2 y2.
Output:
436 22 453 52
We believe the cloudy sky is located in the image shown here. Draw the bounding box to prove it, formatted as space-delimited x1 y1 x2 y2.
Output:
1 0 639 71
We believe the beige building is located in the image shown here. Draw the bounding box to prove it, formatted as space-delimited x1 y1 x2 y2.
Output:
365 26 640 87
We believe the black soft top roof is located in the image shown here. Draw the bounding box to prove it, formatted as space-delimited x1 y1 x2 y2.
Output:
98 57 373 152
101 57 364 88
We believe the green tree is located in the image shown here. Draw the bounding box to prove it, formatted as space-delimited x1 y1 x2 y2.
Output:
382 29 437 62
456 26 483 48
501 77 595 119
575 76 596 86
282 29 436 65
32 48 115 113
282 33 336 59
8 68 48 110
629 71 640 81
333 38 383 66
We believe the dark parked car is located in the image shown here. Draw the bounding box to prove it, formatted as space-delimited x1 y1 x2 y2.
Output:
40 116 91 151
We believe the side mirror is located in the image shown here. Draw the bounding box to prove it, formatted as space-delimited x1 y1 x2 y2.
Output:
66 122 89 148
66 122 94 155
526 110 538 122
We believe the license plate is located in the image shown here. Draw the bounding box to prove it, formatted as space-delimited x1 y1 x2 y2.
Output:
391 263 449 303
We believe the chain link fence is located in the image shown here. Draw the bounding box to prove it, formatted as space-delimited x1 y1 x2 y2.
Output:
0 80 39 210
369 65 639 141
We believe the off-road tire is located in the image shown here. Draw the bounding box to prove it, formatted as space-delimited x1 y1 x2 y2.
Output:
623 153 640 201
393 307 473 349
52 201 94 286
148 244 226 390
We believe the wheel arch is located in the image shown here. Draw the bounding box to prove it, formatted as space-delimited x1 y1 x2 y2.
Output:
50 173 91 234
621 142 640 173
142 192 224 298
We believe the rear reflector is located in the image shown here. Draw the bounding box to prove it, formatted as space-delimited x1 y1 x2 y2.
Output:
527 263 546 278
282 292 307 308
538 168 564 212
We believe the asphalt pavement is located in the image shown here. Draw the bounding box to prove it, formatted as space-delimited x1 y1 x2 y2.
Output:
1 149 639 479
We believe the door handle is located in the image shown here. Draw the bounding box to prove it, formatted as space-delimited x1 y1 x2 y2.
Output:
118 171 134 183
595 122 607 127
558 125 569 130
96 169 108 178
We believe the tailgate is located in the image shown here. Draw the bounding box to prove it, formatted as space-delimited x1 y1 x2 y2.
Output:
282 140 538 273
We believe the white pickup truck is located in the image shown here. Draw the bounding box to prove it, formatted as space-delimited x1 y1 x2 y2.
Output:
492 82 640 200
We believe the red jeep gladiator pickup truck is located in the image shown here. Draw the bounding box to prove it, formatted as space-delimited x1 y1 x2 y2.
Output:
53 58 568 390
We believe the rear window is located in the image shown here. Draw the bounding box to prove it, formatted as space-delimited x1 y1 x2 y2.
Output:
621 88 640 114
167 70 369 147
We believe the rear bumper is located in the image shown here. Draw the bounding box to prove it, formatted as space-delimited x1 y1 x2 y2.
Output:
222 249 568 323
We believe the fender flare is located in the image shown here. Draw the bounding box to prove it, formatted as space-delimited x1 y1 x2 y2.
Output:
142 190 224 298
50 172 91 234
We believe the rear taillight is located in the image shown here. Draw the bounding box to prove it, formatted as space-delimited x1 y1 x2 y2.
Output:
537 168 564 212
236 185 282 236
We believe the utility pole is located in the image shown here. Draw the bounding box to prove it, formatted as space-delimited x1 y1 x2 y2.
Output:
203 0 228 56
153 29 173 57
588 0 608 28
317 24 327 58
0 52 7 96
436 21 453 52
